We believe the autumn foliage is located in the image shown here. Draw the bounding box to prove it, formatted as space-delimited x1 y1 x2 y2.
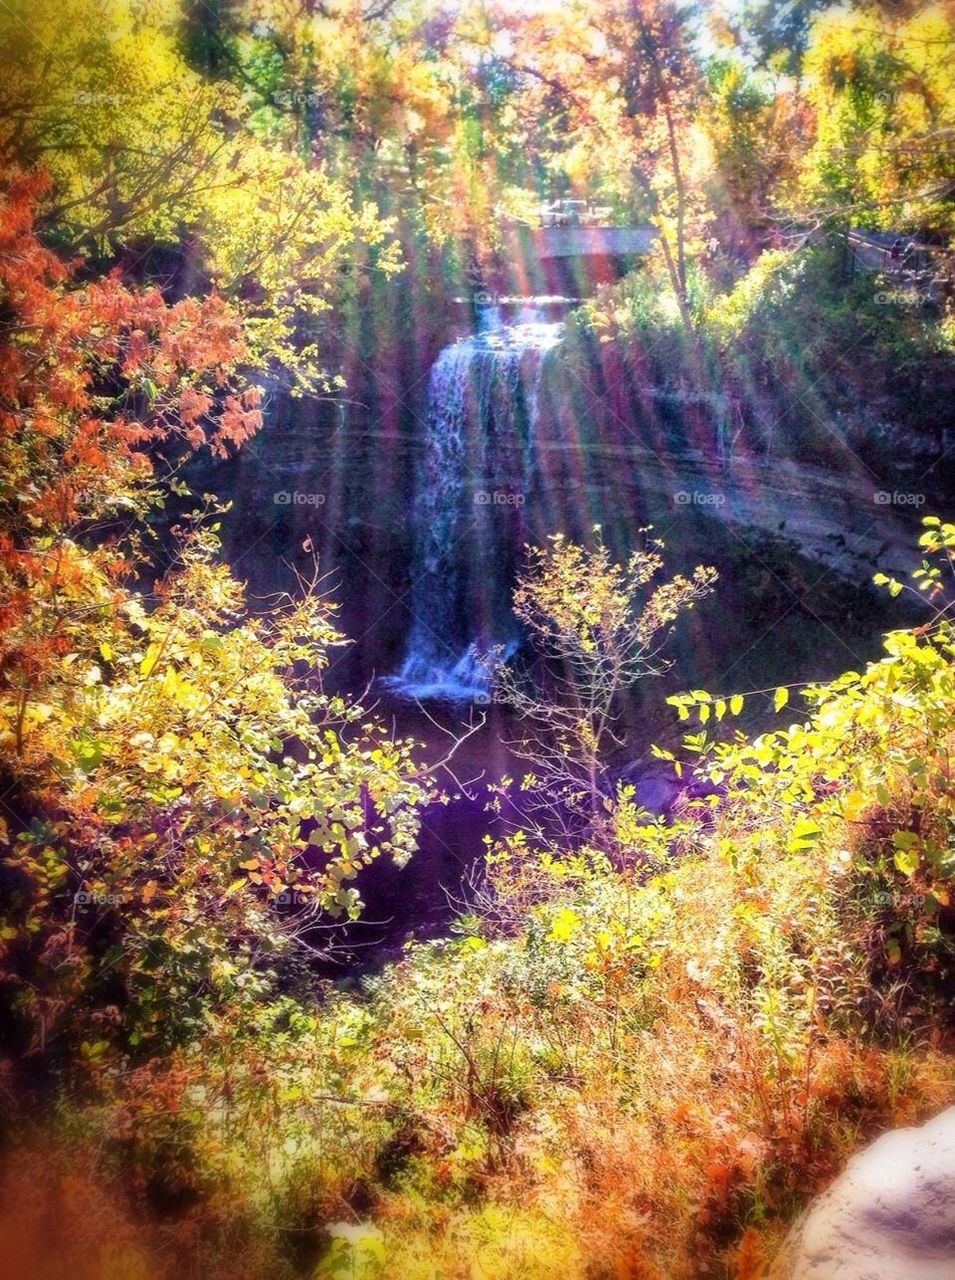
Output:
0 171 261 626
0 179 438 1072
0 0 953 1277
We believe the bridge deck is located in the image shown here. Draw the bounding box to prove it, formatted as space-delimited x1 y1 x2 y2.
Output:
505 224 657 259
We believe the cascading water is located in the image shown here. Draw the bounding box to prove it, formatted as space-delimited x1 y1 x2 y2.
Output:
387 304 564 701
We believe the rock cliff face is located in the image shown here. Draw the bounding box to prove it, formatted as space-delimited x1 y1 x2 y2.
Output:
772 1108 955 1280
191 314 937 692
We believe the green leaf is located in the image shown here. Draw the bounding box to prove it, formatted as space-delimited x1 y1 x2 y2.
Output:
773 686 789 713
72 738 104 774
891 830 920 876
893 848 920 876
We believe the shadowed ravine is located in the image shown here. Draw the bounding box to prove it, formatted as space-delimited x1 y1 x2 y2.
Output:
199 296 928 967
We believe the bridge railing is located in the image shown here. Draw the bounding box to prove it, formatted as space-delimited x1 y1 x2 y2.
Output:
846 230 954 288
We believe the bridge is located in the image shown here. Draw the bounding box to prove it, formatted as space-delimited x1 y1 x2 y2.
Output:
843 228 952 304
528 225 657 260
499 218 657 294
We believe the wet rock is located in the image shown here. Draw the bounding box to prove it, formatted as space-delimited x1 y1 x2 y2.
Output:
615 762 723 819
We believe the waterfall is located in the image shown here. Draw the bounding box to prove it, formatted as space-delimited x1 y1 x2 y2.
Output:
386 305 564 701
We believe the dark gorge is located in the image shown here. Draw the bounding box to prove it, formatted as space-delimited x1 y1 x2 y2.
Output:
188 257 936 962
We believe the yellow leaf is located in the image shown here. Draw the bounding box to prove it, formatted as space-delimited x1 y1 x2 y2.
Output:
842 789 867 820
140 643 162 677
548 907 581 943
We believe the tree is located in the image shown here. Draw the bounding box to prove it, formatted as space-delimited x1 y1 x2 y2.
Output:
0 0 401 390
702 58 807 251
493 531 716 847
797 4 955 236
481 0 708 321
0 178 439 1065
732 0 833 76
0 170 262 651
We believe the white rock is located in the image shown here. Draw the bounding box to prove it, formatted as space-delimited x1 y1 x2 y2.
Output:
772 1107 955 1280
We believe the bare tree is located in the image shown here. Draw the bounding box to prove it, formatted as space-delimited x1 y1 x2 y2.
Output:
493 530 716 848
